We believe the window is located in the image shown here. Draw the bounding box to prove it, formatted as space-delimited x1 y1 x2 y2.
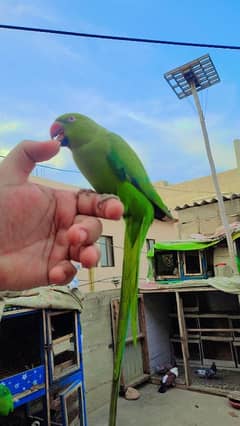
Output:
183 250 202 275
155 251 179 279
98 236 115 267
146 238 155 251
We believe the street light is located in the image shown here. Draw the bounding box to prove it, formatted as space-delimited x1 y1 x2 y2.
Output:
164 54 237 274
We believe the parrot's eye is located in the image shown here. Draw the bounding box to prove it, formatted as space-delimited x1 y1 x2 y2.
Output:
67 116 76 122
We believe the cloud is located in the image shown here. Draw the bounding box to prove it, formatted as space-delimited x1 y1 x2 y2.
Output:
0 112 72 170
53 86 238 179
122 107 237 170
0 121 24 134
0 1 57 24
44 148 75 169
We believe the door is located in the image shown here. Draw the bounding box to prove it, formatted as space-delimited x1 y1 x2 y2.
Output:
59 381 86 426
46 311 81 382
111 295 150 390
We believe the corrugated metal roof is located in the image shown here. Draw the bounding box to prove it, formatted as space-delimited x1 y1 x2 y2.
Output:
175 193 240 210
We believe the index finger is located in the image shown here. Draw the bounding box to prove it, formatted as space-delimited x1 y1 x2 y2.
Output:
76 189 124 220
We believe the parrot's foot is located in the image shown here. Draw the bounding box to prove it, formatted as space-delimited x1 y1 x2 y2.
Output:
77 189 96 196
77 189 120 207
77 189 119 202
97 193 120 206
76 190 122 220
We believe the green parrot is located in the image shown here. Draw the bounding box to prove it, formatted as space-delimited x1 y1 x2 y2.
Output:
50 113 173 426
0 384 14 416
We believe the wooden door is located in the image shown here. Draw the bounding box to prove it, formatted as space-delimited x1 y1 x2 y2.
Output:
111 295 150 390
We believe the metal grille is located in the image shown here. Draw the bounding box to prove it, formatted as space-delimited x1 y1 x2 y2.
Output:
164 54 220 99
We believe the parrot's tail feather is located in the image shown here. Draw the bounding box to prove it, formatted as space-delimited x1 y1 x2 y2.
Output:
109 225 140 426
108 182 154 426
109 378 119 426
88 267 95 292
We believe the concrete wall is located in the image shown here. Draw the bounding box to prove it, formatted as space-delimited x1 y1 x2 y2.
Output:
213 246 231 275
177 198 240 239
156 166 240 211
81 289 120 414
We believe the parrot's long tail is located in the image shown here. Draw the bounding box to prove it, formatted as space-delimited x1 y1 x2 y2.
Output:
108 183 154 426
88 267 95 291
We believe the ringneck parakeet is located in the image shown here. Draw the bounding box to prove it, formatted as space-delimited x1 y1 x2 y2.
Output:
0 384 14 416
50 113 173 426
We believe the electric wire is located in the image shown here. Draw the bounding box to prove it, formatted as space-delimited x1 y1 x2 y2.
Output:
77 275 149 288
0 154 225 196
1 24 240 50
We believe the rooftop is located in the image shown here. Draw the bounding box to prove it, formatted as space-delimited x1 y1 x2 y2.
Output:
155 168 240 210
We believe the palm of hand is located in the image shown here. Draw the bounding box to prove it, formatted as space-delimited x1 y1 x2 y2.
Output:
0 182 76 289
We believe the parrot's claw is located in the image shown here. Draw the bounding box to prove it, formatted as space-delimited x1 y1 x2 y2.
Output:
77 189 120 209
99 193 120 201
97 193 120 209
77 189 96 196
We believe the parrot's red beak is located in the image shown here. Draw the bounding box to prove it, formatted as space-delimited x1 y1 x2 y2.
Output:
50 121 69 146
50 121 64 140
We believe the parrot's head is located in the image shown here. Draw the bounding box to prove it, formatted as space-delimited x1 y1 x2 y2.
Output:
50 112 97 150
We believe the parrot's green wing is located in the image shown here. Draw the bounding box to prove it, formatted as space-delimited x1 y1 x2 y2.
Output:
106 132 172 220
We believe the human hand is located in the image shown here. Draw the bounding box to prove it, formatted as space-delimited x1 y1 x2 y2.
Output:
0 140 123 290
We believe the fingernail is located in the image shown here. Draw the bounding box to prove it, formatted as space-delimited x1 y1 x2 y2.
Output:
79 229 88 243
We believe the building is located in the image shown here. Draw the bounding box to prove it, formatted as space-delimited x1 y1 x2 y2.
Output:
152 141 240 271
139 140 240 396
151 140 240 255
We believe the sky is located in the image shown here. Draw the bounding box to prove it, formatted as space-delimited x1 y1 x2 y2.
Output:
0 0 240 189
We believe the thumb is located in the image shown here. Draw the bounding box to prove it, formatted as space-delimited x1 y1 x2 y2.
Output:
0 140 60 184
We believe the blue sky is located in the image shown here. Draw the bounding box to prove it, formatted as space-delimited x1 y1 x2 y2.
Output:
0 1 240 188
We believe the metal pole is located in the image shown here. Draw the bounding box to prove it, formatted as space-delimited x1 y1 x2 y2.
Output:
190 82 237 275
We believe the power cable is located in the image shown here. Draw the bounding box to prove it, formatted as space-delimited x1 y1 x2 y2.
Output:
0 154 226 196
1 24 240 50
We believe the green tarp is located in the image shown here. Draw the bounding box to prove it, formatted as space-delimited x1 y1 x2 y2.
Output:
147 234 240 294
0 285 84 321
147 240 220 257
147 232 240 258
